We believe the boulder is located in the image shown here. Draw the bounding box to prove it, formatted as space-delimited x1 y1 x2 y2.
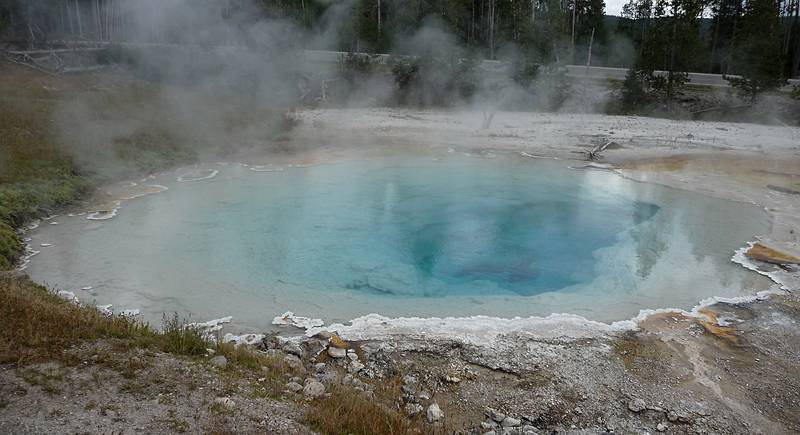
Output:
209 355 228 369
303 378 326 399
427 403 444 423
286 381 303 393
283 354 303 371
328 347 347 359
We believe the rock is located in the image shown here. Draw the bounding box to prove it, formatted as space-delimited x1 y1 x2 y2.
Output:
405 403 424 415
283 343 304 358
313 330 334 340
501 416 521 427
348 360 365 373
443 375 461 383
328 347 347 358
346 350 359 361
329 334 348 349
402 385 417 395
289 376 303 384
209 355 228 369
303 379 326 399
657 422 668 432
418 391 431 401
427 403 444 423
481 421 498 430
745 242 800 265
213 397 235 410
485 407 506 423
286 381 303 393
313 363 326 372
402 374 417 385
521 425 539 434
303 339 328 359
628 398 647 413
342 374 353 385
315 370 339 385
283 354 303 371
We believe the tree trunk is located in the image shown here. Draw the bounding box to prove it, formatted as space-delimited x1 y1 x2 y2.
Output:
75 0 83 37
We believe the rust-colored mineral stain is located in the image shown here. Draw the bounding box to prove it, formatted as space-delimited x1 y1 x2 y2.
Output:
745 243 800 265
697 309 739 344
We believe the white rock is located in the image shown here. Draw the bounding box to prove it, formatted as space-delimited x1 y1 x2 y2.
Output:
501 416 521 427
348 360 365 373
328 347 347 358
657 422 668 432
283 354 303 371
209 355 228 369
303 379 326 399
405 403 424 415
427 403 444 423
286 381 303 393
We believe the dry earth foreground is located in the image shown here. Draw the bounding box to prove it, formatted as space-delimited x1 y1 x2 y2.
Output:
2 63 800 434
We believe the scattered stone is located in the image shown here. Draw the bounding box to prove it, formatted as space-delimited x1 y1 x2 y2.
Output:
213 397 235 410
209 355 228 369
402 374 417 385
289 376 303 384
481 421 497 430
342 374 353 385
348 360 365 373
283 354 303 371
313 362 326 372
346 350 359 361
405 403 424 416
501 416 522 427
328 347 347 359
443 375 461 383
628 398 647 413
521 424 539 434
418 391 431 401
402 384 416 395
286 381 303 393
303 379 326 399
427 403 444 423
657 422 668 432
485 407 506 423
283 343 304 358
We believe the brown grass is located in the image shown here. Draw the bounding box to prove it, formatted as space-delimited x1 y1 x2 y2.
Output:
306 381 422 435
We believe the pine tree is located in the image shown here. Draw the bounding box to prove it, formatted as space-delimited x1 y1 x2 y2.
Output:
726 0 787 102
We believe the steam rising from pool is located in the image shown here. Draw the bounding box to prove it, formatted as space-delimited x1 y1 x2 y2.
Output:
25 155 773 329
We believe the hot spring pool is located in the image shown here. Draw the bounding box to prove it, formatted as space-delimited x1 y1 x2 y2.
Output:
25 154 773 329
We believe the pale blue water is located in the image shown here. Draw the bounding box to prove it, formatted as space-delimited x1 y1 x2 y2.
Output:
27 155 773 328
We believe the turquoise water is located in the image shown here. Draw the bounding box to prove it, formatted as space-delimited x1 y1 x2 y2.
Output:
26 155 773 328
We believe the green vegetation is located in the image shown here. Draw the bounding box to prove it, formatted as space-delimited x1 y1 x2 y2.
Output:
724 0 787 102
0 99 91 269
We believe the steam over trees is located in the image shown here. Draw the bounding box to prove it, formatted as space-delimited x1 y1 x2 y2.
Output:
0 0 798 79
